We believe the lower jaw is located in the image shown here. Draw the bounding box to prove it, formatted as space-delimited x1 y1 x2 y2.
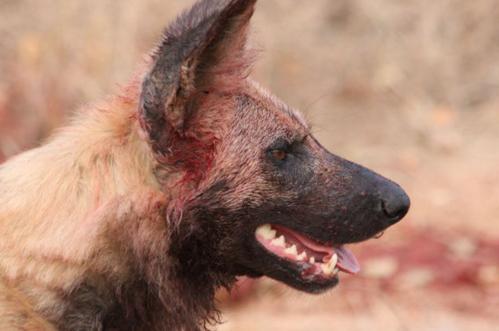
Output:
248 249 341 293
302 276 339 294
271 266 340 294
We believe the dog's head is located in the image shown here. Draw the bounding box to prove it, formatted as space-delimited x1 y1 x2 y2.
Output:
139 0 409 293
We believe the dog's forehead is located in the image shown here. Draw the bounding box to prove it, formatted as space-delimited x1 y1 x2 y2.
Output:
246 80 309 133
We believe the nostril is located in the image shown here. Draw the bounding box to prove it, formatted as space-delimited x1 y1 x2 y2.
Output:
381 191 410 223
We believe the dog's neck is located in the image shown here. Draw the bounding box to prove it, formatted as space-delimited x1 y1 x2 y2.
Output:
93 204 231 331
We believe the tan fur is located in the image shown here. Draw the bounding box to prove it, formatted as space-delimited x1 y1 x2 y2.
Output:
0 277 57 330
0 79 168 327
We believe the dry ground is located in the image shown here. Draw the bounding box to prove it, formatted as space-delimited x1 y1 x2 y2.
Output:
1 1 498 330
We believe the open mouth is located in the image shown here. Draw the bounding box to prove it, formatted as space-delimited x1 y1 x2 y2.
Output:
255 224 360 280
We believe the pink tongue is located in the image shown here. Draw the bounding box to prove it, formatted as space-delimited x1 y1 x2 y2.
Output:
335 246 360 274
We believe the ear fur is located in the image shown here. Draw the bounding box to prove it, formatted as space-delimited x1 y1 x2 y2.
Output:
139 0 257 156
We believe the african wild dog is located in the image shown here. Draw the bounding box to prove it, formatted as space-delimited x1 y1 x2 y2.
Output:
0 0 410 330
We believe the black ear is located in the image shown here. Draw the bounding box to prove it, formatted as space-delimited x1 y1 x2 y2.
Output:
139 0 257 154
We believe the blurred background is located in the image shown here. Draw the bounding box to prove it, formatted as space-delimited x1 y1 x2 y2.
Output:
1 0 498 330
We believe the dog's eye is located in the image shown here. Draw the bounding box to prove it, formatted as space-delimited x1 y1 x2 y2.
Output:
270 149 287 161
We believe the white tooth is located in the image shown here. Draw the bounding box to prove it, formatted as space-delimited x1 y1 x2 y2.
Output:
321 255 338 275
297 251 307 261
256 224 276 240
321 263 334 275
285 244 298 256
255 224 270 237
271 235 286 247
329 253 338 268
309 257 315 264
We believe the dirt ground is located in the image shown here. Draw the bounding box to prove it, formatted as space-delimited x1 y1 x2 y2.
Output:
1 1 498 330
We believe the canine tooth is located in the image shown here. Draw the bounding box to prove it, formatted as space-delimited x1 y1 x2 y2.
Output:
323 253 338 266
321 263 334 275
309 257 315 264
256 224 276 240
321 254 338 275
285 244 298 256
297 251 307 261
330 253 338 268
271 235 286 247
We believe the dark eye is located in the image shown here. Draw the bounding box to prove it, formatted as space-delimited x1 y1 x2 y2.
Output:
270 149 287 161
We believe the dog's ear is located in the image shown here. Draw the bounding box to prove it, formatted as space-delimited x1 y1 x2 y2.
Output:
139 0 257 154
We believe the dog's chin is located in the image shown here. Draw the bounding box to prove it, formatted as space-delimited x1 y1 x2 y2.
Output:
290 275 340 294
272 267 341 294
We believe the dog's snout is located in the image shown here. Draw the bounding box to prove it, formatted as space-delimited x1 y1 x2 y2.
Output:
321 152 411 243
380 184 410 224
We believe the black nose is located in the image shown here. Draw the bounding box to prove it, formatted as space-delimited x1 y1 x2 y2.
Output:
380 184 410 223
